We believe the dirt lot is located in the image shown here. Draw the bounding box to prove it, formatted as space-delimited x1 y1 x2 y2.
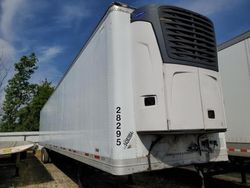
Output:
0 151 202 188
1 150 250 188
0 151 78 188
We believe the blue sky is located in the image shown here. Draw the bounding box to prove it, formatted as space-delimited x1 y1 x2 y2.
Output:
0 0 250 87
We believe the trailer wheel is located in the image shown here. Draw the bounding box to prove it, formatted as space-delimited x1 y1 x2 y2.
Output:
41 148 50 163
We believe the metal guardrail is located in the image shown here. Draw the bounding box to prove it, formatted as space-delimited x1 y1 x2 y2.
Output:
0 132 42 142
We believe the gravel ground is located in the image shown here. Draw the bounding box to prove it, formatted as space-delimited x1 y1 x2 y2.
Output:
0 151 78 188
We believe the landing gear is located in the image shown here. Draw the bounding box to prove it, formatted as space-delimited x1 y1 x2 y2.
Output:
240 166 247 184
77 165 84 188
127 174 134 185
13 153 20 177
195 165 206 188
234 158 247 184
76 163 93 188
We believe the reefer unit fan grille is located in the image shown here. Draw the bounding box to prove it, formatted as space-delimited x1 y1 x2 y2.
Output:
158 6 218 71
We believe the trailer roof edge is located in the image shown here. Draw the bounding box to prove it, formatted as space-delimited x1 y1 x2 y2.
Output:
218 30 250 51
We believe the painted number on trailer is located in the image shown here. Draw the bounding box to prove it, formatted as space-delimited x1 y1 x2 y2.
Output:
116 107 121 146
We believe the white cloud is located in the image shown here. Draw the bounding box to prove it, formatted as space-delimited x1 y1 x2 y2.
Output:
56 3 90 27
0 0 22 79
0 0 27 41
30 46 64 84
0 0 65 86
38 46 63 63
0 0 65 110
0 38 15 63
0 0 26 94
0 39 16 108
31 62 62 84
0 39 15 90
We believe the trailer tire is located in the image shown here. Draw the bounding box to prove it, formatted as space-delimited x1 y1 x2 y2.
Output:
41 148 50 163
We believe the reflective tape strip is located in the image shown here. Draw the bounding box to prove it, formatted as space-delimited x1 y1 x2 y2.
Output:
240 148 248 152
94 155 100 160
227 147 250 153
47 144 102 161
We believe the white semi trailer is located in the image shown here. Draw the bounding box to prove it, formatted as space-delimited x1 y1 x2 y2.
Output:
39 3 228 176
218 31 250 158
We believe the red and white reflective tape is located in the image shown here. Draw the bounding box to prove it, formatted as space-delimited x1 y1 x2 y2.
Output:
44 144 102 161
94 155 100 160
227 147 250 153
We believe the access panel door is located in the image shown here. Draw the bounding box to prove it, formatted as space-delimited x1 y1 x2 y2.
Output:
164 64 226 131
198 68 226 130
163 64 204 130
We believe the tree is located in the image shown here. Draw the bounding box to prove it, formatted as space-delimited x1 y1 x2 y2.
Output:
1 53 38 131
0 53 54 132
16 80 54 131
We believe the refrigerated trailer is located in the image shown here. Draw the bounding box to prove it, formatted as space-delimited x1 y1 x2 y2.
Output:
39 3 228 175
218 31 250 158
